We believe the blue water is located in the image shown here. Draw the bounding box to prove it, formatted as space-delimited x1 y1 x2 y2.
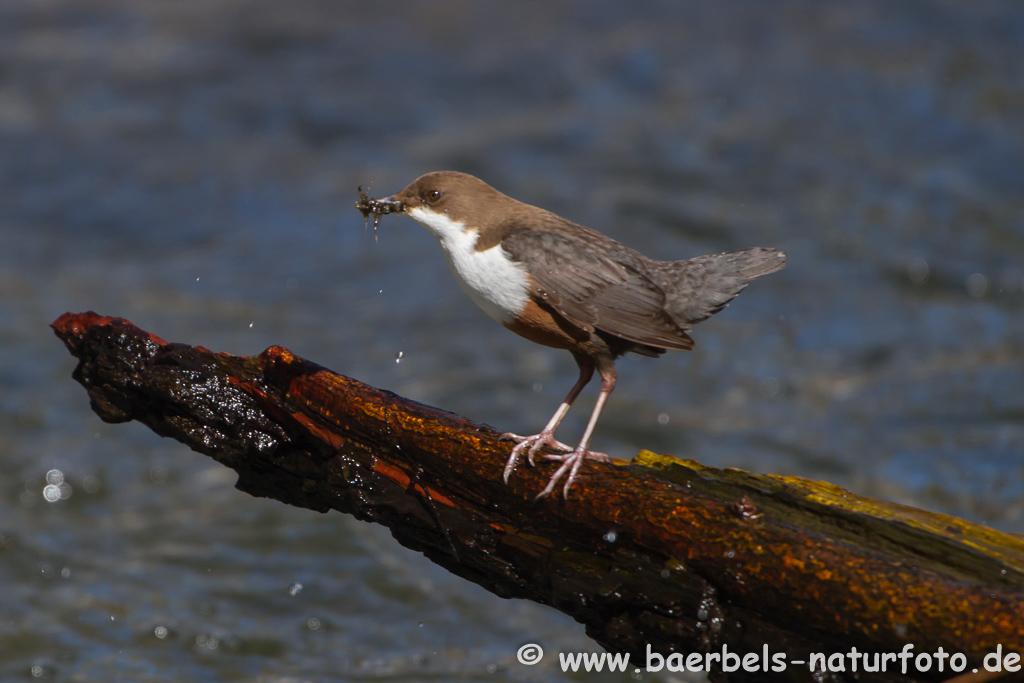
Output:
2 1 1023 680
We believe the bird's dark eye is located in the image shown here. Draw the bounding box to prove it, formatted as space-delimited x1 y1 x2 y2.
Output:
425 190 441 203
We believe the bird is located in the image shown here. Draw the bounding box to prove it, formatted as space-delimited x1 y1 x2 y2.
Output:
357 171 786 499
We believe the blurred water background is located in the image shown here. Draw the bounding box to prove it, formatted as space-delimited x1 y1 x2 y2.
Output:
1 1 1022 681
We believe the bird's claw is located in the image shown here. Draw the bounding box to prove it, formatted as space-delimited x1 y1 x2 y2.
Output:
500 431 573 483
534 448 600 500
501 431 609 499
539 449 610 464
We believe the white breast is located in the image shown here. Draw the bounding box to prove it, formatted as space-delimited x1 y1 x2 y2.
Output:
407 206 531 323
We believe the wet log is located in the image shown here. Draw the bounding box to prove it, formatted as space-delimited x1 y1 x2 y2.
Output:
52 311 1024 683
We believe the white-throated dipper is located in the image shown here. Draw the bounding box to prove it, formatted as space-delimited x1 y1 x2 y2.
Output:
357 171 786 499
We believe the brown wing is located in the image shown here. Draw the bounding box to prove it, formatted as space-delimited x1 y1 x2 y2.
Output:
500 226 694 351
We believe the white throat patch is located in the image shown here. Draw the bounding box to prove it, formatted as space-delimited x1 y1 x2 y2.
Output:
407 206 531 323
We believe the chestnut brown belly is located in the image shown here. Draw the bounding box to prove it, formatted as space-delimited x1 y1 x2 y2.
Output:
502 297 589 351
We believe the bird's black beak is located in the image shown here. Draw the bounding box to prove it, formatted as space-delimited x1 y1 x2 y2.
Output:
369 195 406 215
356 187 405 237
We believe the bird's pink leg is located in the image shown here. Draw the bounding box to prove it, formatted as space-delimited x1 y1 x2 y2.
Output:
501 359 593 483
536 363 616 500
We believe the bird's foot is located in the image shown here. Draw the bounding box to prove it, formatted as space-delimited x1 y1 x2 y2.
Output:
539 449 610 464
535 447 602 500
499 430 573 483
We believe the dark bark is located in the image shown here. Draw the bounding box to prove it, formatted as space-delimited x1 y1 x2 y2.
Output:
52 311 1024 683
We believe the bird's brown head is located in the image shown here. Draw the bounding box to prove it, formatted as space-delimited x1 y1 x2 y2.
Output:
356 171 515 235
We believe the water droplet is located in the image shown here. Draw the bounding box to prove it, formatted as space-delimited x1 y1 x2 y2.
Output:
154 625 168 639
42 485 62 503
45 469 64 485
907 257 929 284
196 634 219 650
249 322 254 328
288 582 303 596
61 567 71 579
657 412 669 425
532 382 543 393
395 351 404 364
760 377 779 399
966 273 988 298
307 617 321 630
603 530 617 543
82 476 101 493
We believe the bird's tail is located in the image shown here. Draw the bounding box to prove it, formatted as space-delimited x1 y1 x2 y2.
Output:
654 247 786 327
